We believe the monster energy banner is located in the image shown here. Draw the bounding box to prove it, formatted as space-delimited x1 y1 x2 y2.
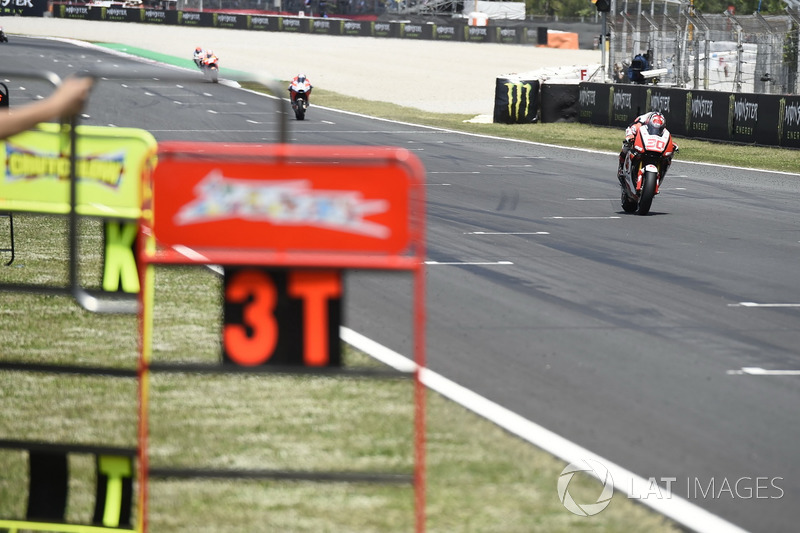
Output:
577 82 612 126
777 96 800 148
646 87 687 136
608 85 647 128
684 90 730 141
493 78 539 124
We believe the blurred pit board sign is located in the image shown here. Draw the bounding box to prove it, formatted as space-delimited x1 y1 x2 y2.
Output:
144 142 425 263
140 142 426 368
0 123 156 219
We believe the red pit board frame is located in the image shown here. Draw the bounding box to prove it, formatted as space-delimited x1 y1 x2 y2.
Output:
136 141 427 532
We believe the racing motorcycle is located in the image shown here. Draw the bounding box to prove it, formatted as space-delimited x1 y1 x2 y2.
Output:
199 53 219 83
619 120 677 215
0 28 8 43
289 76 311 120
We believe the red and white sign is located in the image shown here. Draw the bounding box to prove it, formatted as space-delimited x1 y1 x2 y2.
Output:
148 142 424 256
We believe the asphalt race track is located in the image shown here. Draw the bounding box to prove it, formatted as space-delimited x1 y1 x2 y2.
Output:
2 34 800 533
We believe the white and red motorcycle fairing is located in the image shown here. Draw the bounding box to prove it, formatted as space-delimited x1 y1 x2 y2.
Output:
289 78 312 120
620 121 677 215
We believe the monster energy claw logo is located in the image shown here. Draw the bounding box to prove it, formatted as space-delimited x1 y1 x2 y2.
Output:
505 82 533 122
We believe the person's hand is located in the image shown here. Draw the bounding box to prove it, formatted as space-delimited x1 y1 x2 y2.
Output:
51 75 94 119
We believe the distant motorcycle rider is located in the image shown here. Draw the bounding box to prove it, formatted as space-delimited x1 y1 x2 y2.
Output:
193 46 206 68
288 74 313 106
617 111 677 187
203 49 219 68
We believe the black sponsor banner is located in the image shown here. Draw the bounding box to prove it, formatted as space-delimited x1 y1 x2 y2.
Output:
213 12 247 29
178 10 214 27
309 18 342 35
522 28 539 45
433 24 461 41
342 20 372 37
754 94 780 147
540 83 579 123
494 26 522 45
777 96 800 148
578 82 610 125
400 22 433 40
373 21 397 38
464 25 491 43
608 84 647 128
493 78 539 124
58 4 91 19
141 9 169 24
101 7 130 22
248 14 279 31
280 16 308 32
0 0 46 17
645 87 687 137
685 90 730 141
728 93 760 144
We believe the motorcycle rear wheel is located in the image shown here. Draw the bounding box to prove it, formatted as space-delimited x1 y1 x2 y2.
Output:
636 171 658 215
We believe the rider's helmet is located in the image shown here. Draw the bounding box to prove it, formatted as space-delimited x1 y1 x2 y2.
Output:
297 74 307 84
206 49 214 57
645 112 666 135
195 46 203 54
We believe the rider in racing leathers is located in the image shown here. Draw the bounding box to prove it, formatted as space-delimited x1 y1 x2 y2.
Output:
193 46 206 68
288 74 313 106
617 111 677 188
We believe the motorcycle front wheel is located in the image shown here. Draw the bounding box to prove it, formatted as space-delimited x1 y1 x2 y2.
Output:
294 97 306 120
636 170 658 215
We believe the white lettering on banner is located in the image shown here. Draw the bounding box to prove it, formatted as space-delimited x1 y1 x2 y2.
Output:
437 26 454 35
734 100 758 122
651 94 671 113
405 25 421 33
2 0 33 7
65 6 89 14
579 89 596 106
500 29 516 37
218 14 236 22
314 20 330 29
107 8 126 15
692 97 713 118
344 22 361 30
469 27 487 36
785 102 800 126
146 9 165 18
284 18 300 27
613 92 632 109
375 23 390 31
183 12 200 20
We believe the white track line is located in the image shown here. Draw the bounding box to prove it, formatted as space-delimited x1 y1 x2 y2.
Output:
728 367 800 376
466 231 549 235
341 326 749 533
728 302 800 308
424 260 513 265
